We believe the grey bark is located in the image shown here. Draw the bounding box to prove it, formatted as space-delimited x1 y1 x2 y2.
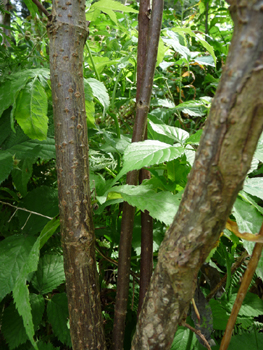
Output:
47 1 106 349
131 1 263 348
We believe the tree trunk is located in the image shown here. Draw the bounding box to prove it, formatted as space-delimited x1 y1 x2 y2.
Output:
47 1 106 349
131 0 263 348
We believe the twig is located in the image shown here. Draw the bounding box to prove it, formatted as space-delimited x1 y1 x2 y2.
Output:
182 321 212 350
0 200 53 220
219 221 263 350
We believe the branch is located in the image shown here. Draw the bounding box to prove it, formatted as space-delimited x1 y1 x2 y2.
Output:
31 0 51 18
0 200 53 220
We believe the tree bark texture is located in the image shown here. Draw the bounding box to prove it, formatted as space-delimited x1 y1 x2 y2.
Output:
47 1 106 349
112 1 163 348
131 1 263 348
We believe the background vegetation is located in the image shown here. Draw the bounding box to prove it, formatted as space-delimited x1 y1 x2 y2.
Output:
0 0 263 349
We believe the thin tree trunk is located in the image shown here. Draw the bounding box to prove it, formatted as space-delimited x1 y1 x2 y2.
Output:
112 1 164 349
47 1 106 349
136 0 153 316
131 0 263 348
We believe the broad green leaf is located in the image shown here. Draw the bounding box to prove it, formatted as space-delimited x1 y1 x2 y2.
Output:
93 0 138 14
31 254 65 295
0 150 13 184
243 178 263 200
232 197 263 278
7 137 56 160
163 31 191 60
14 77 48 141
185 129 203 145
228 333 263 350
108 184 181 225
39 216 60 249
22 0 38 17
85 99 96 127
238 190 263 215
194 55 215 67
2 294 44 350
226 293 263 318
254 131 263 162
209 299 229 330
171 326 196 350
0 108 12 145
174 100 208 117
13 235 42 350
47 293 71 347
156 38 168 67
0 235 36 301
84 78 109 115
30 341 60 350
148 120 189 145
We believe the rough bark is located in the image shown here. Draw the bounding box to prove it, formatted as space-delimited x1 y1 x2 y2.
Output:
47 1 106 349
131 1 263 348
112 1 163 348
0 0 11 46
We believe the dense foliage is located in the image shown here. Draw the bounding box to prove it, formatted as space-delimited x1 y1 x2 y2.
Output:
0 1 263 349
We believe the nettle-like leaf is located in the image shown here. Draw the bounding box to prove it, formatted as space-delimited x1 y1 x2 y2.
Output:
84 78 109 116
86 0 138 24
31 254 65 295
109 140 185 188
47 293 71 347
0 150 13 184
148 120 189 146
7 137 56 160
209 299 230 331
228 333 263 350
2 294 44 350
243 177 263 201
107 184 181 225
226 293 263 318
0 235 36 301
14 77 48 141
13 235 42 350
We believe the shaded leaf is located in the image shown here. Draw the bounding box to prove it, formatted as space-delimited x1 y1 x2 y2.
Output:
0 150 13 184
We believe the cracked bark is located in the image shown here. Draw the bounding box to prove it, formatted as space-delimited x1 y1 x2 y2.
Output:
131 1 263 348
47 1 106 349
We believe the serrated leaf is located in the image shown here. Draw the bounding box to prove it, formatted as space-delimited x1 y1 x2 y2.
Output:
47 293 71 347
84 78 109 115
93 0 138 14
243 178 263 201
226 293 263 318
228 333 263 350
0 235 36 301
32 254 65 294
148 120 189 145
108 184 181 225
7 137 56 160
171 326 196 350
14 78 48 141
13 235 42 350
0 150 13 184
2 294 43 350
30 341 59 350
209 299 229 330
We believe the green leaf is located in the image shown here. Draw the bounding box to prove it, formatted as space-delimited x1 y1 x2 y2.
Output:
7 137 56 160
84 78 109 115
47 293 71 347
148 120 189 145
31 254 65 294
209 299 230 330
185 130 203 145
243 178 263 201
0 150 13 184
30 341 60 350
93 0 138 14
13 234 42 350
171 326 196 350
22 0 39 17
2 294 44 350
254 131 263 162
0 235 36 301
228 333 263 350
108 184 181 225
39 216 60 249
226 293 263 318
14 78 48 141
